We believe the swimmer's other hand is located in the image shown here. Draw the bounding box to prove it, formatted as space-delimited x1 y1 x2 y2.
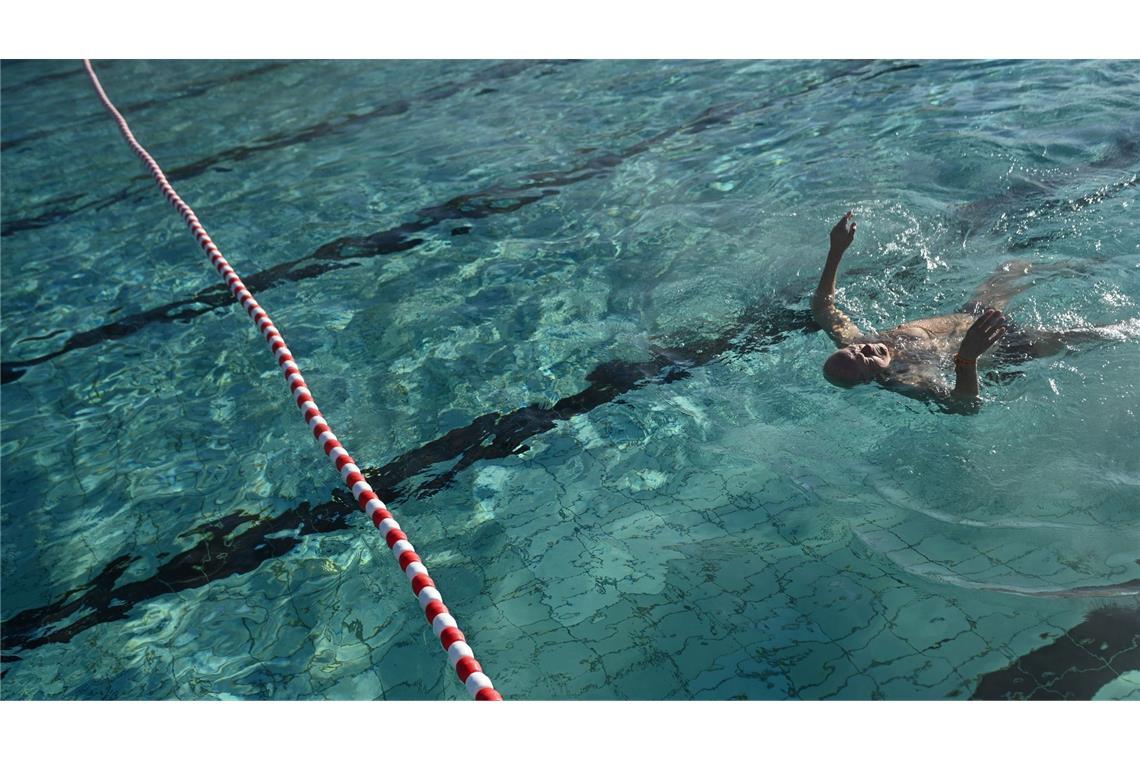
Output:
829 211 856 254
958 308 1007 361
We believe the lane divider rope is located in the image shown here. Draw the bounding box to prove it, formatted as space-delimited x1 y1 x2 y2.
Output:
82 59 502 701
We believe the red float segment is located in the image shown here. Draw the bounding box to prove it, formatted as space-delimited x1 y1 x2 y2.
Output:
83 59 500 702
475 687 503 701
439 627 466 650
411 574 435 596
454 656 482 683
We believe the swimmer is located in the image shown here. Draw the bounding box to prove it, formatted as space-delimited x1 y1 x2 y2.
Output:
812 212 1111 408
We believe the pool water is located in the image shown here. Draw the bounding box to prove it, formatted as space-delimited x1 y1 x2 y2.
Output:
1 59 1138 700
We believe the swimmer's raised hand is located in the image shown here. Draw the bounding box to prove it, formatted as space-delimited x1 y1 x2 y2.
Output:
814 212 865 343
829 211 857 255
958 308 1007 361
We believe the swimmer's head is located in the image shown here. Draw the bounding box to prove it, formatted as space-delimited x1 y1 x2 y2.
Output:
823 342 892 387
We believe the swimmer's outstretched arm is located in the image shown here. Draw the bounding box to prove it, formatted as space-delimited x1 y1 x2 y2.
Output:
811 212 864 345
950 308 1007 399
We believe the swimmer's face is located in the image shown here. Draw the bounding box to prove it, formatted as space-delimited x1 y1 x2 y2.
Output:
823 342 892 386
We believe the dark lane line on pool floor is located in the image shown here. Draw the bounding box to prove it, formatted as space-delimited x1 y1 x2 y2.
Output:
0 61 296 152
2 61 912 383
859 63 922 81
5 296 1138 693
951 134 1140 242
0 58 871 241
970 604 1140 700
0 59 123 96
0 60 564 237
2 143 1129 387
0 191 538 383
6 60 1138 694
0 302 814 656
8 266 1138 664
1001 174 1138 251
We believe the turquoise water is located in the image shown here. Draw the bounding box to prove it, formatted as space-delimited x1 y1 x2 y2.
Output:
1 59 1138 700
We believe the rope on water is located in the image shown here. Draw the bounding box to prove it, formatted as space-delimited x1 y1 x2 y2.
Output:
82 59 502 701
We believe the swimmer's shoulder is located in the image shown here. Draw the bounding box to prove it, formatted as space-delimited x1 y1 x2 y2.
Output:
894 314 975 337
885 324 933 341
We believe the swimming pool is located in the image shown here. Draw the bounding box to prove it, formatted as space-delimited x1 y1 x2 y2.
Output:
1 59 1137 699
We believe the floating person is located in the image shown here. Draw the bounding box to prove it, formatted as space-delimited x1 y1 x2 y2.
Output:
812 212 1116 408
